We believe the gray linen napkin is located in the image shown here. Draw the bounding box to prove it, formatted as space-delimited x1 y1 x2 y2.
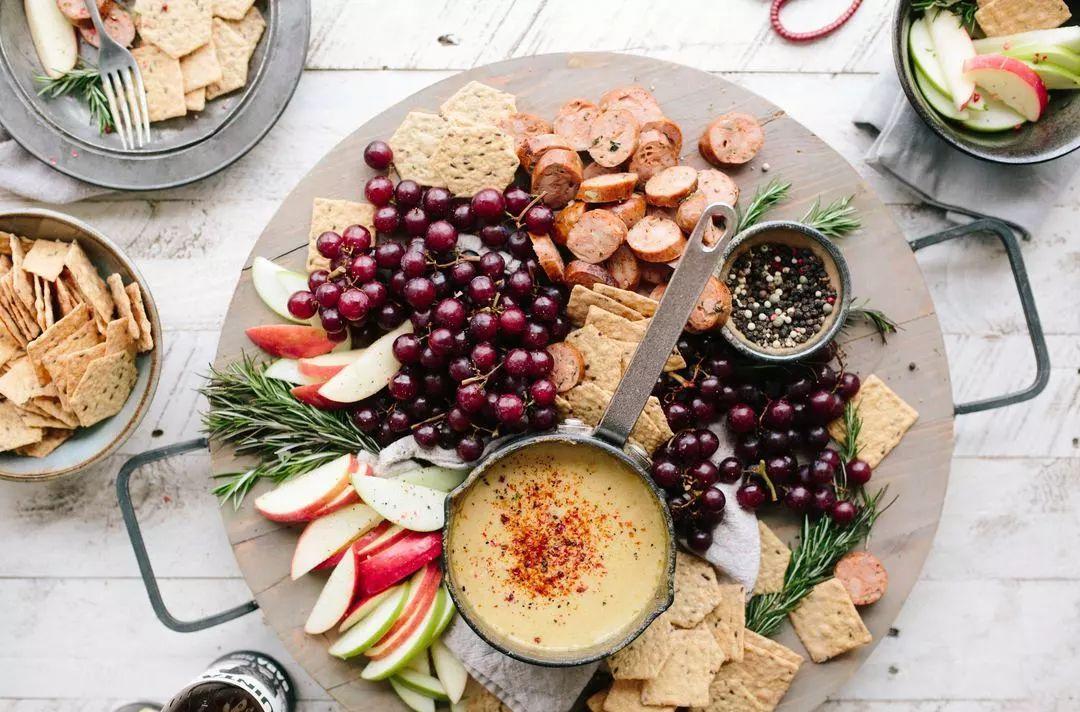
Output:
853 73 1080 237
698 422 760 594
0 128 110 203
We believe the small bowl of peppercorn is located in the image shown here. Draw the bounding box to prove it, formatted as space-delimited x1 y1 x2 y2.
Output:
718 221 851 363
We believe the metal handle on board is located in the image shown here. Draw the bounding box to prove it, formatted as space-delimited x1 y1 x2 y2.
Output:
910 218 1049 415
116 438 259 632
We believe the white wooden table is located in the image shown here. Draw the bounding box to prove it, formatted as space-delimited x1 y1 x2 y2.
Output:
1 2 1078 710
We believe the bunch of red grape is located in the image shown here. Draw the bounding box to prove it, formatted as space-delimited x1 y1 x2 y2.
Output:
649 428 726 552
287 140 569 461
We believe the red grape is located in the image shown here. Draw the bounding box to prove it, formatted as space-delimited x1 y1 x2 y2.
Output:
524 204 554 234
374 242 405 269
810 459 835 485
521 322 549 349
425 221 458 252
846 459 873 486
766 455 795 483
528 350 554 377
450 203 475 231
690 461 719 486
784 484 812 512
478 252 505 278
287 290 317 319
702 486 726 512
737 482 767 510
448 357 473 382
423 187 452 218
467 275 496 304
375 302 407 330
471 188 505 220
320 307 344 333
480 224 509 248
812 486 837 512
651 460 680 488
348 254 377 283
529 379 556 406
735 434 761 462
363 140 393 169
447 407 471 432
761 429 789 454
449 260 477 285
403 207 429 237
395 180 422 208
403 277 436 310
471 342 498 371
456 383 486 413
495 393 525 424
393 334 422 364
338 289 370 321
529 406 557 431
665 402 692 431
837 372 861 400
687 529 713 552
815 364 838 390
351 406 379 432
315 282 342 308
498 307 527 336
764 399 794 428
505 348 530 376
365 176 395 206
727 404 757 433
457 436 484 462
428 327 455 354
818 448 841 469
308 269 329 292
807 390 833 423
387 410 411 432
316 231 343 259
414 424 438 448
507 230 533 258
705 357 734 379
831 500 857 524
389 371 419 401
469 311 498 341
504 186 532 216
717 457 742 484
342 224 372 253
373 205 400 232
400 250 428 277
506 269 533 297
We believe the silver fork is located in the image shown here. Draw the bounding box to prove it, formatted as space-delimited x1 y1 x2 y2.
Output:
84 1 151 150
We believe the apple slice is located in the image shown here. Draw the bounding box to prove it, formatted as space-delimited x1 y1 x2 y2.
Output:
959 96 1027 132
915 66 971 120
964 54 1049 121
909 16 951 97
291 503 382 580
367 562 442 658
339 584 404 633
356 531 442 598
430 592 456 641
254 454 356 523
394 671 449 702
1020 60 1080 90
264 358 322 386
319 322 412 403
329 584 409 658
355 522 410 562
405 650 431 675
1004 43 1080 75
389 678 436 712
362 588 449 680
431 639 467 704
928 9 977 111
394 466 468 492
310 485 361 519
25 0 77 78
973 26 1080 55
351 473 446 532
247 324 339 359
291 384 351 410
304 546 359 634
299 349 366 381
252 257 310 323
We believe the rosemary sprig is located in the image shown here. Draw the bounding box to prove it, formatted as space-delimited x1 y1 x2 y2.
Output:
836 401 863 463
745 487 891 636
846 299 900 342
912 0 979 31
737 179 791 231
35 63 114 134
801 195 861 238
201 355 377 508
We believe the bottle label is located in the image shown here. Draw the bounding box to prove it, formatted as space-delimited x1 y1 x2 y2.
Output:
181 652 293 712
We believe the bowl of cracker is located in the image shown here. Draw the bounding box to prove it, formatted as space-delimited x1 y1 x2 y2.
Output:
0 209 160 482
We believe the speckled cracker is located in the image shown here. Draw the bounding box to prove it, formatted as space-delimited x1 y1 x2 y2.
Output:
565 324 632 391
213 0 256 20
131 45 187 123
135 0 213 58
788 577 871 663
439 81 517 127
603 680 674 712
389 112 451 187
0 359 40 405
205 18 253 100
430 124 519 197
828 374 918 468
754 521 791 595
744 629 804 668
0 330 18 370
69 350 138 427
0 400 42 451
124 283 154 353
64 242 114 333
641 628 723 708
462 679 511 712
185 88 207 112
630 395 673 455
23 240 68 281
704 584 745 664
975 0 1070 36
307 198 375 273
567 284 645 325
105 319 136 357
562 382 670 453
222 6 265 46
25 304 91 380
180 42 222 92
16 428 71 457
107 274 139 341
668 551 724 628
609 616 674 680
586 689 609 712
690 678 768 712
710 631 801 710
562 382 612 426
585 306 648 341
592 283 659 317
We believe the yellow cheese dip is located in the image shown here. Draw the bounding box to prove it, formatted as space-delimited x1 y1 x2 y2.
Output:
446 442 669 655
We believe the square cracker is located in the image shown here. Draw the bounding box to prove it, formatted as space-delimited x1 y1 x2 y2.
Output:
975 0 1070 36
668 551 724 628
54 275 80 316
125 283 154 353
704 584 745 664
788 577 871 663
567 284 645 325
561 382 669 454
586 690 609 712
690 678 768 712
132 45 188 122
439 81 517 127
609 616 675 680
205 18 254 100
185 88 207 112
744 630 804 668
827 374 918 468
430 124 519 197
222 6 265 46
23 240 69 281
32 277 46 331
0 329 19 370
26 304 91 378
754 521 791 595
16 428 71 457
135 0 213 58
105 319 137 357
592 283 659 317
641 628 723 708
107 274 140 340
64 243 114 332
711 631 802 710
0 400 42 451
0 359 41 405
180 42 222 92
52 343 108 397
631 395 673 454
212 0 256 20
307 198 375 273
389 111 451 187
9 235 37 314
565 324 633 391
585 306 648 341
69 350 138 427
603 680 674 712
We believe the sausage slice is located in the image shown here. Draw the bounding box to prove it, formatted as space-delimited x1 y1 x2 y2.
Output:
638 261 672 285
605 244 640 291
564 260 615 289
530 233 566 283
699 112 765 166
587 109 639 168
576 172 638 203
78 5 135 48
641 117 683 153
519 133 574 172
498 112 553 155
58 0 108 21
531 149 583 209
547 342 586 392
553 99 600 151
599 85 664 124
553 201 586 246
626 215 686 263
650 276 732 332
583 162 619 180
608 193 646 229
645 166 698 208
566 209 627 264
676 169 740 234
834 551 888 606
629 130 678 187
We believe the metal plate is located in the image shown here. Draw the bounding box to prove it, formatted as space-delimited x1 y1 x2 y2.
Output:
0 1 308 190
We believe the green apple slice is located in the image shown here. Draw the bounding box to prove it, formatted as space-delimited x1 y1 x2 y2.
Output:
430 586 456 639
909 16 950 96
394 465 468 492
973 26 1080 55
450 702 467 712
393 671 450 702
1004 43 1080 74
390 678 436 712
362 588 448 681
264 358 322 386
339 584 403 633
328 585 409 659
959 97 1027 132
404 649 431 675
252 257 310 324
915 66 971 120
350 474 446 532
1020 59 1080 90
431 639 468 704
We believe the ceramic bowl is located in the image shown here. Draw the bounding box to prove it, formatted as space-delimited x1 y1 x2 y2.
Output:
892 0 1080 164
0 209 161 482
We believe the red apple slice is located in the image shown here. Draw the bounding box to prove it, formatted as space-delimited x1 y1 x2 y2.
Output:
355 523 410 562
246 324 339 359
365 562 442 659
291 503 383 580
254 454 356 523
304 544 359 634
291 384 351 410
963 54 1049 121
356 531 442 598
298 349 366 381
309 484 362 519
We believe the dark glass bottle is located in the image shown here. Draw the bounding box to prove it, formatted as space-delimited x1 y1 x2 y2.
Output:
159 651 295 712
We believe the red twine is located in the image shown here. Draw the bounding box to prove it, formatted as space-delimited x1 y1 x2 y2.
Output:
770 0 864 42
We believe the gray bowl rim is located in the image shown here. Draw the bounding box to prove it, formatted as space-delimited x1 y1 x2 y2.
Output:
0 208 162 482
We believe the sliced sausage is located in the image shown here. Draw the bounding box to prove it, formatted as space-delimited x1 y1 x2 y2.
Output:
564 260 615 289
519 133 574 172
576 172 638 203
638 261 672 285
676 170 740 233
547 342 585 392
498 112 553 155
626 215 686 263
530 233 566 283
628 130 678 187
645 166 698 208
650 276 732 332
599 85 664 124
699 112 765 166
57 0 108 21
608 193 646 229
583 162 619 180
641 117 683 153
605 244 640 291
78 4 135 48
587 109 639 168
531 149 583 209
834 551 888 606
553 99 600 152
553 201 586 247
566 209 627 264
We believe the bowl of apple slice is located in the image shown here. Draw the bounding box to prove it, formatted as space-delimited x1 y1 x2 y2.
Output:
893 0 1080 163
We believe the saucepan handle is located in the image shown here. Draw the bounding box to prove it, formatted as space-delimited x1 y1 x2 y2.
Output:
910 218 1049 414
116 438 259 632
595 203 737 447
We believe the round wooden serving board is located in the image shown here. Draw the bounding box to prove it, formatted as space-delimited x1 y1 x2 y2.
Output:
213 53 955 711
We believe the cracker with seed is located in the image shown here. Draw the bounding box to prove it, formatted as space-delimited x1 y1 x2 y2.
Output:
185 88 207 112
585 306 649 341
430 124 519 197
213 0 256 20
69 350 138 427
23 240 69 281
53 343 108 396
42 280 54 329
107 274 140 340
32 277 47 331
0 254 10 276
136 0 213 58
17 409 76 430
562 382 668 452
180 41 222 92
105 319 137 357
125 283 154 353
54 275 79 316
9 236 37 315
711 632 802 710
668 551 724 628
562 382 613 426
205 18 254 100
390 112 451 187
0 359 40 405
704 584 745 664
586 689 609 712
788 577 871 663
690 678 768 712
307 198 376 273
131 45 189 122
26 304 91 377
609 616 675 680
462 679 510 712
641 628 723 708
975 0 1070 36
828 374 918 468
744 630 804 668
3 275 40 340
31 398 78 428
0 329 19 370
592 283 659 317
565 324 633 391
223 5 265 46
567 284 645 325
439 81 517 127
0 401 42 451
603 680 674 712
630 395 673 454
754 520 791 595
16 428 72 457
